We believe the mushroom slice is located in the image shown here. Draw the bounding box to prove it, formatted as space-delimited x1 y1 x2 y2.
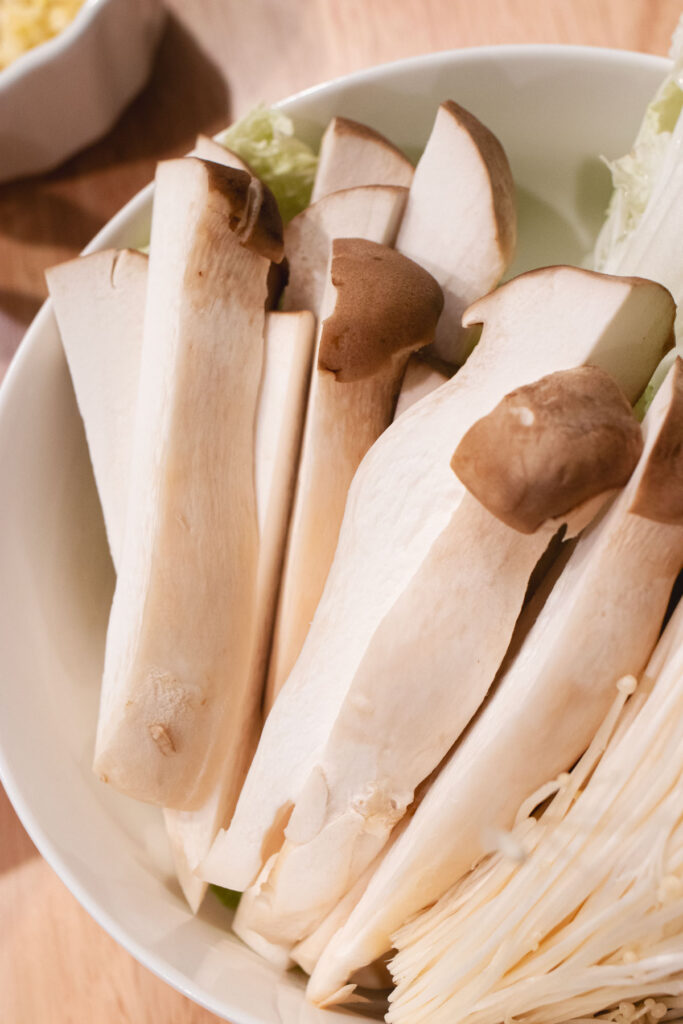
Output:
93 157 284 810
254 312 318 677
192 134 253 173
202 268 673 910
396 100 516 366
164 309 316 908
289 803 417 977
46 249 147 567
263 238 443 711
48 245 314 905
393 353 450 419
281 185 408 316
306 359 683 1005
186 135 314 553
291 866 374 976
311 116 414 203
224 367 641 952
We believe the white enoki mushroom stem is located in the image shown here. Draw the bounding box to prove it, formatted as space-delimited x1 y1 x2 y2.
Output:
389 635 683 1024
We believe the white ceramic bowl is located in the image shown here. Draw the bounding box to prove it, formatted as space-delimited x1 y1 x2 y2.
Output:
0 45 670 1024
0 0 165 183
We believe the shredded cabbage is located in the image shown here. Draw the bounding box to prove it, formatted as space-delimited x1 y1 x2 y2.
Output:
218 105 318 223
592 17 683 415
592 18 683 271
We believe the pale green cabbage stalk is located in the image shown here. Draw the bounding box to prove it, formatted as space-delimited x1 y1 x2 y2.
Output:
211 884 241 910
218 105 318 222
592 17 683 415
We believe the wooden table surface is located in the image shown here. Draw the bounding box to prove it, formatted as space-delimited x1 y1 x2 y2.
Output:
1 1 681 1021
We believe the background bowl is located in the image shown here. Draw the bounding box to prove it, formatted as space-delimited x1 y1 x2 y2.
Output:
0 0 165 183
0 44 670 1024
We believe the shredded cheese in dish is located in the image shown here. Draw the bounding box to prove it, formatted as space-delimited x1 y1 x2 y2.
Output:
0 0 86 70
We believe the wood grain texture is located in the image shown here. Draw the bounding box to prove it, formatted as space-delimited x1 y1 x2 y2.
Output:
0 786 217 1023
0 1 680 1021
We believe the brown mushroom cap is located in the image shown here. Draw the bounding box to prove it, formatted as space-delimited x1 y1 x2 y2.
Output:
203 158 284 263
451 366 644 534
318 238 444 383
630 357 683 525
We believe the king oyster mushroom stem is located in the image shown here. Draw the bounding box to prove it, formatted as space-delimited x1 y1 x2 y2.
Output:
393 353 451 419
48 259 315 910
290 861 378 976
48 150 315 909
173 139 316 743
224 366 642 953
164 308 316 909
311 116 414 203
306 358 683 1006
46 143 253 573
396 99 516 366
51 267 314 912
287 798 417 975
201 267 673 914
241 753 432 973
263 238 444 712
158 135 317 903
280 184 408 316
93 156 285 810
46 249 148 568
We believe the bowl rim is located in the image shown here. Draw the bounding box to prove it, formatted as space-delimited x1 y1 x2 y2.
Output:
0 41 672 439
0 0 109 87
0 40 674 1024
278 39 671 113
